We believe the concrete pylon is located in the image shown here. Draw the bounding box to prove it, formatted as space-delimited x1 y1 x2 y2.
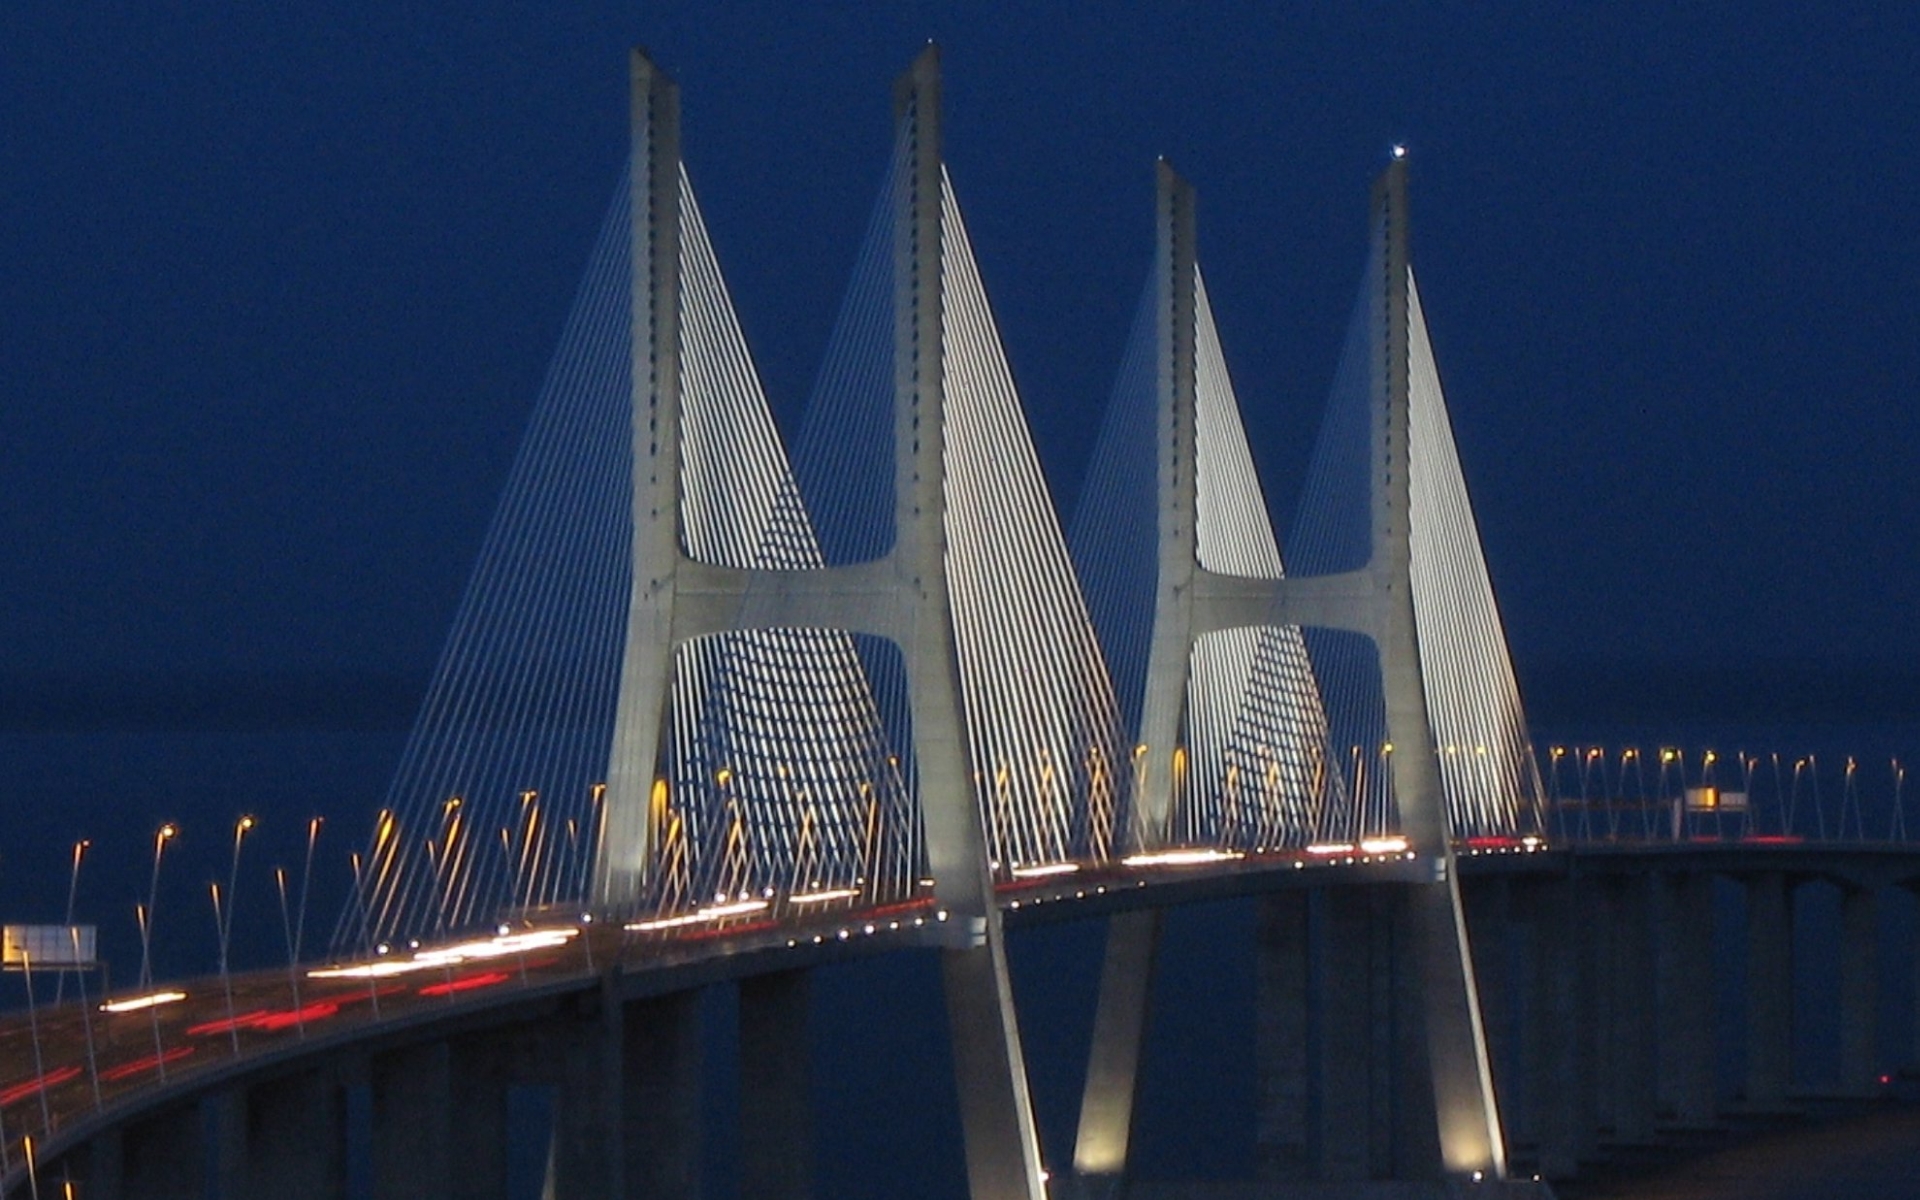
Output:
1744 872 1794 1108
597 46 684 903
588 44 1045 1200
1071 161 1195 1197
1074 155 1506 1189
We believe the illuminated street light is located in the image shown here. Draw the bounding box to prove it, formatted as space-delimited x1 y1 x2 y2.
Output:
211 883 239 1053
53 839 89 1005
221 816 254 977
137 824 177 991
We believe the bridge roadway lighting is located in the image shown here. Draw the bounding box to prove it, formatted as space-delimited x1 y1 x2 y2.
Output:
587 783 609 906
63 839 89 927
53 839 89 1005
1807 755 1826 841
434 801 460 932
221 816 254 976
272 867 306 1037
1891 759 1908 842
209 883 240 1053
137 823 176 991
97 990 186 1014
293 817 321 969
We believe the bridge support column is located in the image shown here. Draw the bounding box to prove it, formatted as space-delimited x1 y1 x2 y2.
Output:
1402 881 1466 1178
1601 874 1657 1143
209 1086 247 1200
1318 885 1375 1180
373 1043 456 1200
244 1070 347 1200
1744 872 1794 1108
447 1038 510 1200
556 982 631 1200
740 970 812 1200
1315 884 1439 1181
1656 871 1718 1128
82 1128 125 1200
943 927 1047 1200
1838 884 1879 1096
1523 874 1594 1177
121 1102 201 1200
372 1039 508 1200
1072 909 1162 1198
1255 893 1310 1183
1462 877 1516 1137
622 988 701 1200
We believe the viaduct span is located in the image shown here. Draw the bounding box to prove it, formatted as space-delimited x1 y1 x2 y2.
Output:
3 45 1913 1200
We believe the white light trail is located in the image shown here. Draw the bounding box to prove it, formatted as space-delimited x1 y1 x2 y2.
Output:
1120 848 1244 868
1010 862 1080 879
309 927 580 980
624 898 769 933
789 887 862 904
99 990 187 1014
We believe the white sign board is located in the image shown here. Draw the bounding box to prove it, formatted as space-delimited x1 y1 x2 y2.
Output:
2 924 97 969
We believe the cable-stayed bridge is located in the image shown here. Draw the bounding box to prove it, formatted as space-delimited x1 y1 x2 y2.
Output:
2 45 1916 1200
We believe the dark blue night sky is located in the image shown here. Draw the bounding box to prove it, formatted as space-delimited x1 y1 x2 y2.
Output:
6 4 1917 716
2 6 1918 1194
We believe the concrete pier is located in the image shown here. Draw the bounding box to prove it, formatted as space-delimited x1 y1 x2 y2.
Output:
1255 892 1311 1183
372 1042 458 1200
1744 872 1794 1108
1655 871 1718 1128
1600 875 1657 1144
740 969 813 1200
120 1103 199 1200
1837 885 1879 1097
240 1070 345 1199
1523 875 1594 1176
622 988 702 1200
26 855 1920 1200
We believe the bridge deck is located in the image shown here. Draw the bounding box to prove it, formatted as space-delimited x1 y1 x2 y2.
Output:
3 836 1917 1192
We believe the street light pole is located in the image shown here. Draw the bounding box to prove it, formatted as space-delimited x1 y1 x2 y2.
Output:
219 816 254 981
295 816 321 966
211 883 238 1053
53 840 88 1005
134 904 165 1080
137 824 176 991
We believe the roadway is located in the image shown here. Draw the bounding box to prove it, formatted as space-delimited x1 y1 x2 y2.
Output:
4 832 1915 1192
0 839 1442 1186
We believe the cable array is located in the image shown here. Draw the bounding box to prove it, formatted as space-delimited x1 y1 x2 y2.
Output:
1291 257 1543 840
1182 271 1341 850
1069 280 1160 740
793 140 1126 875
337 121 1538 954
1071 256 1343 854
1290 260 1399 841
938 171 1127 871
1406 275 1546 837
339 157 927 951
791 140 902 568
337 167 638 952
655 172 920 917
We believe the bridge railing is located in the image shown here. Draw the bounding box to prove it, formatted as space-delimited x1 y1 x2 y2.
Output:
0 917 623 1184
1540 745 1911 847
